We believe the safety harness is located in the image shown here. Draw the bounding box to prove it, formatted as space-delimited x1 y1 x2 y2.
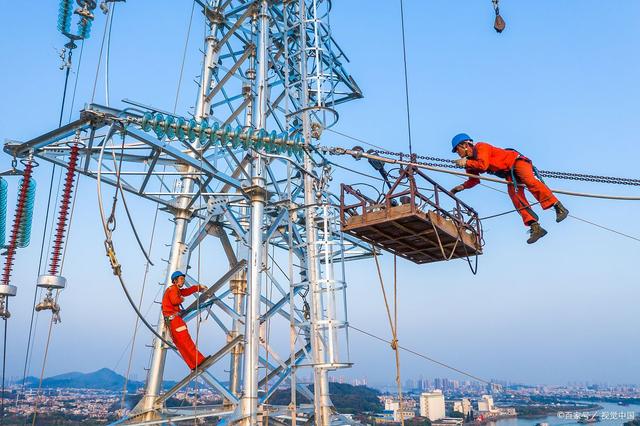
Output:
163 285 185 326
469 146 545 224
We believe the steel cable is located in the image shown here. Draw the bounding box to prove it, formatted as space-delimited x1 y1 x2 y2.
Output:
349 324 493 385
470 180 640 243
19 41 88 408
324 129 640 187
398 0 413 156
328 147 640 200
96 126 176 350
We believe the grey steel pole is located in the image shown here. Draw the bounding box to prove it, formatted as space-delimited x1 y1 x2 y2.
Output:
240 2 269 425
138 7 220 417
297 0 332 424
229 8 256 400
138 197 190 417
228 270 246 402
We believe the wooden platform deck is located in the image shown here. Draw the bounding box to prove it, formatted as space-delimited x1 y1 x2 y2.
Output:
342 203 482 264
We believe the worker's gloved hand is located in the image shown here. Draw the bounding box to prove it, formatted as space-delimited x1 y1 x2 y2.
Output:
199 285 208 292
450 185 465 194
454 158 467 168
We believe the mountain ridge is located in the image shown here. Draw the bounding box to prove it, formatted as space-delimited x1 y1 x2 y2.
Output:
18 368 161 391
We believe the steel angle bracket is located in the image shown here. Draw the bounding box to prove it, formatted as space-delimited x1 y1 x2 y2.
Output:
4 117 93 158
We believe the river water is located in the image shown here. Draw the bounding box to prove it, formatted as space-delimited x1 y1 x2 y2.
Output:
489 402 639 426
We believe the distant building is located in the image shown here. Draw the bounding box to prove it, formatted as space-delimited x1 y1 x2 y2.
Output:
384 397 416 422
393 409 415 422
420 390 445 421
476 395 494 413
405 378 415 391
374 410 395 423
432 419 464 426
452 398 472 416
499 407 517 416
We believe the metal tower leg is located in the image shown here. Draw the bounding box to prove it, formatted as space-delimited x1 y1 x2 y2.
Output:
228 270 246 403
137 173 192 419
240 2 269 425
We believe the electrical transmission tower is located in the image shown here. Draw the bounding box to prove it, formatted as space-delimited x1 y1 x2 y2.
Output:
5 0 365 424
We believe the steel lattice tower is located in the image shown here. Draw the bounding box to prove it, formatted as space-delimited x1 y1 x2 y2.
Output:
5 0 364 424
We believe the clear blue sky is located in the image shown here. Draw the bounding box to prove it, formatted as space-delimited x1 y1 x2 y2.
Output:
0 1 638 387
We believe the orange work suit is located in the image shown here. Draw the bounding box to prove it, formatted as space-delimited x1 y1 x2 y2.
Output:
162 284 206 370
461 142 558 226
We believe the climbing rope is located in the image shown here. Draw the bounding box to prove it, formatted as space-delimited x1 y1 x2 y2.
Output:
371 248 405 426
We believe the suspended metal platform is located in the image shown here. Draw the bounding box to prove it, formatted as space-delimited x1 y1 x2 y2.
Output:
340 165 482 264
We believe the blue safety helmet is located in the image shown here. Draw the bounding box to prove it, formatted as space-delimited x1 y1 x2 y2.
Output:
171 271 185 282
451 133 473 153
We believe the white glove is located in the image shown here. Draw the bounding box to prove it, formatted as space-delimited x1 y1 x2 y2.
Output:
454 158 467 168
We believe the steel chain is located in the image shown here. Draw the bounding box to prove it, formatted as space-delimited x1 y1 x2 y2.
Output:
368 150 640 186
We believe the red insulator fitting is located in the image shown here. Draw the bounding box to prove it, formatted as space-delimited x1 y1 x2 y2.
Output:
1 161 34 285
48 144 80 276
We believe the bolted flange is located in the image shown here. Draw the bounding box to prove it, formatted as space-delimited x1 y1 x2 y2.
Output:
37 274 67 290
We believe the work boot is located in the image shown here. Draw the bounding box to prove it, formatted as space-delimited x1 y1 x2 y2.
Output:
527 222 548 244
554 201 569 223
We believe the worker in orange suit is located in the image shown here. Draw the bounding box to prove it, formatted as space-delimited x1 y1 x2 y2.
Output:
449 133 569 244
162 271 208 370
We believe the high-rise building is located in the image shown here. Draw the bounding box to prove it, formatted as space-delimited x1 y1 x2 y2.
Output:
405 378 415 391
420 390 445 421
421 378 431 390
443 378 451 391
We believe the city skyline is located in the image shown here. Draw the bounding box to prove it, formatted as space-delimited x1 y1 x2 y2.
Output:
0 0 638 392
